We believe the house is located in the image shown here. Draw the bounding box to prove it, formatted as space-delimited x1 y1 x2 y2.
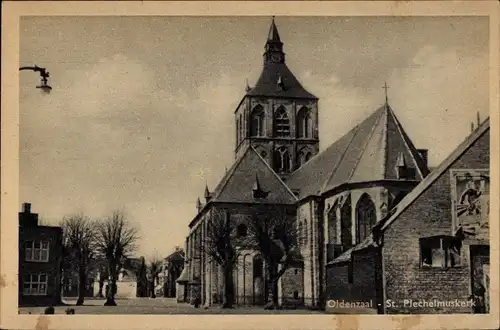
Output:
161 247 185 298
326 118 490 314
18 203 63 307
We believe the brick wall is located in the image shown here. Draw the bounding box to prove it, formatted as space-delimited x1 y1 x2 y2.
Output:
382 130 489 314
19 225 63 307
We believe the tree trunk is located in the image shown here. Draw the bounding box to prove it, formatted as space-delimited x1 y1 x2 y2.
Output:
222 263 234 308
104 263 117 306
150 279 156 298
76 268 86 306
264 264 280 310
98 278 104 298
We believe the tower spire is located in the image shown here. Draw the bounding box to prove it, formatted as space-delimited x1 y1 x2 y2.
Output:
267 16 281 42
264 17 285 64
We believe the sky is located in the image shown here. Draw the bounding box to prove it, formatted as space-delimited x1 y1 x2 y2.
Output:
19 16 490 258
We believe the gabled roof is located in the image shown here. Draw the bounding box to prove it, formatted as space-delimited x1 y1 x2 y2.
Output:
286 102 430 199
374 117 490 233
210 145 298 204
246 62 317 100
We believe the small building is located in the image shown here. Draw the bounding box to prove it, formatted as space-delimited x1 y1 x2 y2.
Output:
326 118 490 314
162 247 185 298
18 203 63 307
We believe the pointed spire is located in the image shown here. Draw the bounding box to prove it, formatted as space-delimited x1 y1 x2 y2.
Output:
204 183 211 202
477 111 481 126
471 122 475 133
245 79 251 92
267 16 281 42
196 197 202 212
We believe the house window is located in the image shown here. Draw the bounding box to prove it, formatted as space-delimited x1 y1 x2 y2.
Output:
23 273 48 296
274 107 290 137
293 291 299 299
25 240 49 262
251 106 265 137
294 269 298 275
420 236 461 268
237 224 248 237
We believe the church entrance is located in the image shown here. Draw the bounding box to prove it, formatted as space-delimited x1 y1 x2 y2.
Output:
253 256 265 305
470 245 489 313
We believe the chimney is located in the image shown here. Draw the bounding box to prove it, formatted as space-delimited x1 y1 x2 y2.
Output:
417 149 428 168
23 203 31 214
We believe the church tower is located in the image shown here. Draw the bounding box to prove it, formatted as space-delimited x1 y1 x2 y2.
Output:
234 18 319 179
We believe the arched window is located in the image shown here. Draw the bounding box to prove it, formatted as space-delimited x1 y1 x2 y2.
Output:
303 220 308 245
305 152 312 162
274 107 290 137
298 221 304 245
274 146 291 173
239 114 243 141
340 195 352 248
236 118 240 144
297 107 313 138
237 224 248 237
328 203 338 244
250 106 265 137
355 194 377 244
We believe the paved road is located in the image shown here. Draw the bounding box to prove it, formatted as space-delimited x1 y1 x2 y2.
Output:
19 298 326 315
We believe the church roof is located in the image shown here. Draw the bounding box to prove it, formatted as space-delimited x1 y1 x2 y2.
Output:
246 19 317 100
247 63 317 100
210 146 298 204
286 103 430 199
328 117 490 266
374 117 490 233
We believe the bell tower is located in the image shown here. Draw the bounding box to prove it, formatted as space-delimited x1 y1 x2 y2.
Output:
234 17 320 179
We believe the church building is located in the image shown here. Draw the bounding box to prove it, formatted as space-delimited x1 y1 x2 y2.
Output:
180 18 480 311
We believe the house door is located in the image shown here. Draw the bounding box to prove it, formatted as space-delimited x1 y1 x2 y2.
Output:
470 245 489 313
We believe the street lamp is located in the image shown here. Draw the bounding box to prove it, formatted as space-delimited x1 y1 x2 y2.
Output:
19 65 52 94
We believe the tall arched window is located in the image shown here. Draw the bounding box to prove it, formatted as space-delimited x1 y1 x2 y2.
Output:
236 118 240 144
250 105 265 137
274 107 290 137
274 146 291 173
239 114 243 141
298 221 304 245
340 195 352 248
328 202 338 244
297 107 313 138
355 194 377 244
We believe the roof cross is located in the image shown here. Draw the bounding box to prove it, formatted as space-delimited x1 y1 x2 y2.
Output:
382 81 389 104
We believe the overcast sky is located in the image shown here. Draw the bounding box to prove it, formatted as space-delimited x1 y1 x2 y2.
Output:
19 16 489 258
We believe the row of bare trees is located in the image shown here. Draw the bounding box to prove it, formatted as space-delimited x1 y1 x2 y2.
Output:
60 210 140 306
201 203 299 309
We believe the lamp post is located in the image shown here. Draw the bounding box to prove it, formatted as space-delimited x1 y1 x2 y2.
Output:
19 65 52 93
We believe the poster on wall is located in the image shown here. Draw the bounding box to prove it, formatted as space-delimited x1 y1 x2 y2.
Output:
451 169 489 238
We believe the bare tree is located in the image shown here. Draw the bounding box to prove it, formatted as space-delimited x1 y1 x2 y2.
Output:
147 253 163 298
201 209 239 308
95 210 139 306
246 204 299 309
60 214 99 306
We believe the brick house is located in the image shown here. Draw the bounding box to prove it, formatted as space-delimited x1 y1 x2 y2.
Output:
326 118 490 314
18 203 63 307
